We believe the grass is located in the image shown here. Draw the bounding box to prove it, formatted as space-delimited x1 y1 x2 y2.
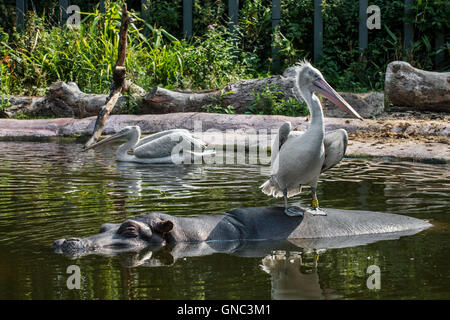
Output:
0 1 259 97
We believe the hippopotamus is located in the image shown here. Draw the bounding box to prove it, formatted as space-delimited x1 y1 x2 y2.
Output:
53 206 431 259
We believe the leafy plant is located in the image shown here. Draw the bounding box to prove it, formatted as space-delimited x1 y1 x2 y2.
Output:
247 84 309 117
0 96 12 112
202 103 236 114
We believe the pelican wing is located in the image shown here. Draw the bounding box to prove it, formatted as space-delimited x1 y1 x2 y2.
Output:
321 129 348 173
278 122 292 149
134 129 189 149
134 131 205 159
271 122 292 165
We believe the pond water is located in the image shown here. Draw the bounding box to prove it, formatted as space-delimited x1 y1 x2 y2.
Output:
0 140 448 300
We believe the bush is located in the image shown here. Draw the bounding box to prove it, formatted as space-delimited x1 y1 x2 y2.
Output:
0 0 447 103
247 84 309 117
145 0 448 90
0 1 258 95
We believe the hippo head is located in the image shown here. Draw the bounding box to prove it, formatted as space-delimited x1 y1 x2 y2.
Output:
53 215 174 258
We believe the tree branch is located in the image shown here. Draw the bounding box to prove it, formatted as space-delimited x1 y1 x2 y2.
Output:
84 3 131 149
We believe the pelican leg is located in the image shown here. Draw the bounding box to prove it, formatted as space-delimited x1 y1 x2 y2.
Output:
313 252 319 269
283 188 305 217
308 186 327 216
313 249 326 269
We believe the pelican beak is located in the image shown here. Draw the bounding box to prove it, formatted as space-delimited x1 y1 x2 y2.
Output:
84 131 127 151
313 78 363 120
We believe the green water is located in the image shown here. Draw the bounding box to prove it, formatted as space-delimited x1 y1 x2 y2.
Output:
0 141 448 300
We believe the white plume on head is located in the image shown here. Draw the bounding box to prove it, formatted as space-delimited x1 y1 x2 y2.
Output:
292 59 313 102
295 59 312 72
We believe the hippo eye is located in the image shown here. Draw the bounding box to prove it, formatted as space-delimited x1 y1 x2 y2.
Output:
119 226 138 238
118 222 139 238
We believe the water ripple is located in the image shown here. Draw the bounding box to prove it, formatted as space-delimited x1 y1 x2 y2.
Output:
0 141 448 249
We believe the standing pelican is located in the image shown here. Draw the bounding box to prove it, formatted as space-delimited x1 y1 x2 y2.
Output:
84 126 213 164
261 61 363 216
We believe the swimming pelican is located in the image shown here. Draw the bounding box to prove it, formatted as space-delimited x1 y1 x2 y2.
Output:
261 61 363 216
84 126 212 164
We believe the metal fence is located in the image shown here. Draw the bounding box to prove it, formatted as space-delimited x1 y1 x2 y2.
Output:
14 0 445 71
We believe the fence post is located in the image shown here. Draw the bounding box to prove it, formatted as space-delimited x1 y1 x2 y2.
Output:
403 0 413 49
99 0 105 13
16 0 27 29
183 0 193 39
141 0 150 22
359 0 368 51
228 0 239 34
271 0 281 73
313 0 323 64
435 32 445 70
59 0 70 28
141 0 151 37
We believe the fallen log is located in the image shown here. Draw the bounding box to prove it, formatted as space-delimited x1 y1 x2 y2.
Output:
0 80 145 119
385 61 450 112
2 63 386 119
1 73 301 118
141 68 301 114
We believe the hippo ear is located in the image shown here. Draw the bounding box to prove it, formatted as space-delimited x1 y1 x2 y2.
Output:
155 220 174 234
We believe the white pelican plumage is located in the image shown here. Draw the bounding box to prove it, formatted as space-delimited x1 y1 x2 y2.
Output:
85 126 212 164
261 61 363 216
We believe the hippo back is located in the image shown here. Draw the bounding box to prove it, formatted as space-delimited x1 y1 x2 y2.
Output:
226 207 431 240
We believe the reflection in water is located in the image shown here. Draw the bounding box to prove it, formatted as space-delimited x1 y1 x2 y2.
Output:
85 227 428 300
114 162 208 198
262 251 341 300
0 141 449 299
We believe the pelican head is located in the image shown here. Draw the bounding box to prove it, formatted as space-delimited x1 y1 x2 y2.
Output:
296 60 363 120
84 125 141 151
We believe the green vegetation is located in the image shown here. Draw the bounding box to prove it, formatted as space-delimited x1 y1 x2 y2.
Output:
247 85 309 117
0 96 11 112
0 0 448 112
0 2 258 96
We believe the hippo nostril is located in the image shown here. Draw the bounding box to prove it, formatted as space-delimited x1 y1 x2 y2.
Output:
60 238 86 252
52 239 65 249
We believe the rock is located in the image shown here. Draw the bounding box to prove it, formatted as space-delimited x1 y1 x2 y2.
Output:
322 92 384 118
385 61 450 112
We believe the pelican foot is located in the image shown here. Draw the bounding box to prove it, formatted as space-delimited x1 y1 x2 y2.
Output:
285 206 305 217
307 207 327 216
